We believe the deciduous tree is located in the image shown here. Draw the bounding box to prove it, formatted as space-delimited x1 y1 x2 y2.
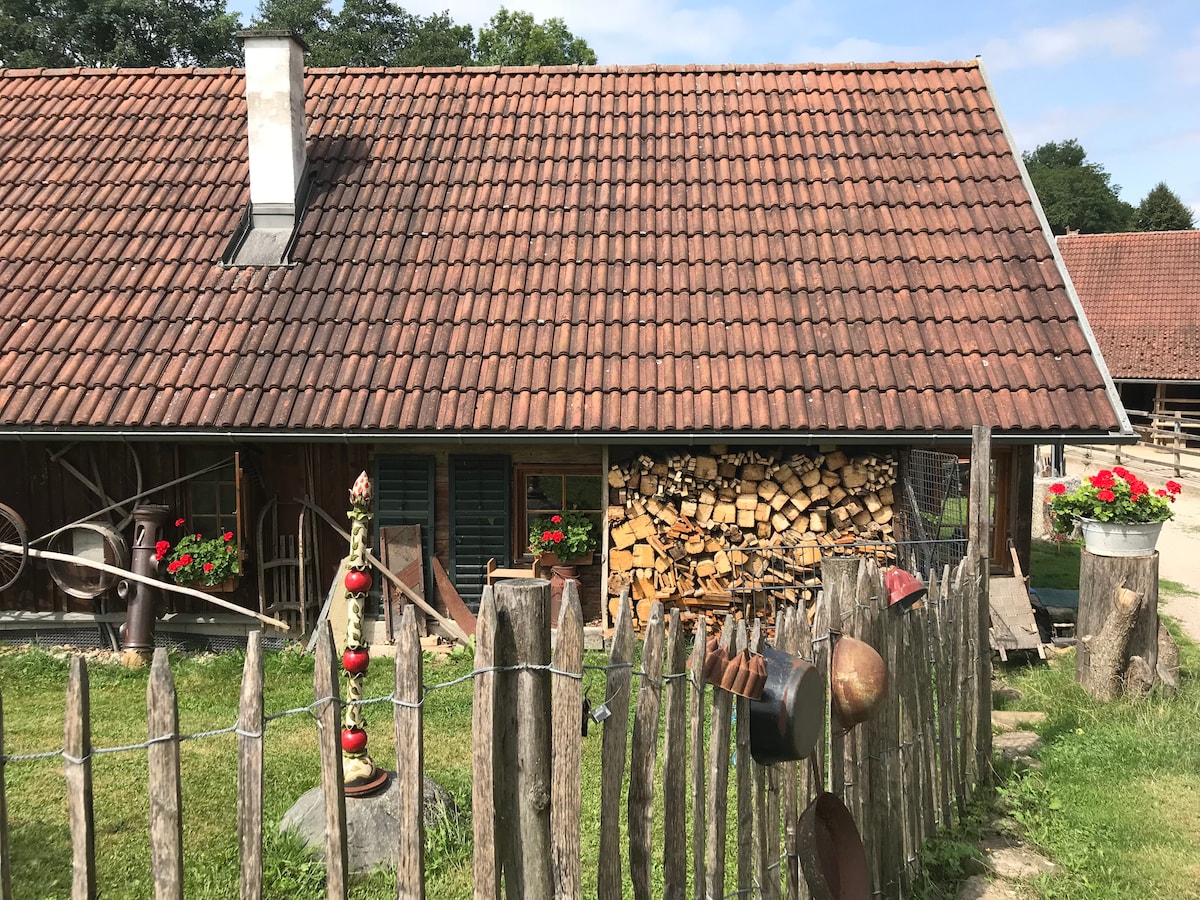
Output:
1023 139 1133 235
476 6 597 66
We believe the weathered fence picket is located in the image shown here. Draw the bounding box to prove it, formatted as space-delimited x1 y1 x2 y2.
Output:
64 656 95 900
2 546 991 900
313 624 348 900
394 605 424 900
237 631 264 900
550 581 584 900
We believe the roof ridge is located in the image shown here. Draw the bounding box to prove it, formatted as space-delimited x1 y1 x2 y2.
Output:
0 59 980 79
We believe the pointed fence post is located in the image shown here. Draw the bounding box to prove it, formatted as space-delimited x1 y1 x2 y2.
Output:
471 587 499 900
394 605 425 900
147 649 184 900
629 602 665 900
598 590 634 900
550 580 585 900
0 690 12 900
314 623 349 900
969 424 993 788
64 656 96 900
238 632 265 900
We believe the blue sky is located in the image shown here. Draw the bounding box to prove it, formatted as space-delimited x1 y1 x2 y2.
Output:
230 0 1200 218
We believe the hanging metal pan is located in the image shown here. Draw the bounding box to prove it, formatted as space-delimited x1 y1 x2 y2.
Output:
749 644 824 764
797 752 870 900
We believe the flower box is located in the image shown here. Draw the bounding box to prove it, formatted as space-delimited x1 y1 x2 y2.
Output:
183 575 240 593
535 550 595 569
1079 519 1163 557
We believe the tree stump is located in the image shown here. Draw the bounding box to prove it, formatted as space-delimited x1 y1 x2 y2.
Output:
1076 550 1159 699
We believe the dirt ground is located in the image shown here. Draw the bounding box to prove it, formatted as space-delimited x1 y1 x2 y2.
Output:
1064 445 1200 643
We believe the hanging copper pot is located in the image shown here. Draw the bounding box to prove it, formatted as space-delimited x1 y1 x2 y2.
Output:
797 791 871 900
830 635 887 730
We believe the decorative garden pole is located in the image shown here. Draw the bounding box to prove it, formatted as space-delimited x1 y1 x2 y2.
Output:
339 471 387 796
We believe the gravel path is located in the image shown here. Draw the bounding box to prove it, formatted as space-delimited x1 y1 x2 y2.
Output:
1064 446 1200 643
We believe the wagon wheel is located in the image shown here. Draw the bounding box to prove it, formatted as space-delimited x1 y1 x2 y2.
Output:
0 502 29 591
48 442 144 531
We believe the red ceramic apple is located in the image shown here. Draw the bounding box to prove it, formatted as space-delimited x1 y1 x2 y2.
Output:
344 569 372 593
342 646 370 675
341 727 368 754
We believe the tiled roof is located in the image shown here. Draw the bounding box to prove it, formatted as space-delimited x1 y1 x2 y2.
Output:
0 62 1124 437
1058 231 1200 382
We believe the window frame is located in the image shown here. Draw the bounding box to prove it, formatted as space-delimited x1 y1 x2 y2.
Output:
511 463 604 562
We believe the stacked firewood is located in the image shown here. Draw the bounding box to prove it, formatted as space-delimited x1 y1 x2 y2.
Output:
606 447 899 628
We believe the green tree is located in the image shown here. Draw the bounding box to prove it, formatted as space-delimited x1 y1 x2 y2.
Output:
0 0 242 67
476 6 597 66
1130 182 1195 231
1023 139 1133 235
254 0 473 67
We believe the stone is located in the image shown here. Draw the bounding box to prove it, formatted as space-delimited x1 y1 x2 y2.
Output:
993 730 1042 763
956 874 1025 899
985 845 1062 880
280 772 457 874
991 710 1046 732
992 685 1022 703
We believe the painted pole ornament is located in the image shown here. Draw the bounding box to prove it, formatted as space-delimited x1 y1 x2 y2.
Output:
340 469 387 796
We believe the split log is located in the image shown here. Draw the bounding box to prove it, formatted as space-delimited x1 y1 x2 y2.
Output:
1076 550 1160 696
1079 587 1143 701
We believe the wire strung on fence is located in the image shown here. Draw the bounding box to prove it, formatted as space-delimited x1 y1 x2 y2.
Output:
0 659 690 765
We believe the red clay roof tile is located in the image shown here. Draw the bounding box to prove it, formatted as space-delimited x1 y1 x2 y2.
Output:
1058 231 1200 382
0 62 1124 436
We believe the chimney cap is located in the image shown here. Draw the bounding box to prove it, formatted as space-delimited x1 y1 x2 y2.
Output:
236 28 310 52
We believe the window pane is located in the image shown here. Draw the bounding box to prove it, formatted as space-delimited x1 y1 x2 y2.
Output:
526 475 562 512
192 489 216 516
564 475 601 511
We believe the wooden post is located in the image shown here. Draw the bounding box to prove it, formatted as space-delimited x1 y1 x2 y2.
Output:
629 603 665 900
238 632 264 900
1076 550 1160 698
734 620 751 897
0 690 11 900
314 624 348 900
394 605 425 900
472 588 500 900
148 649 184 900
661 608 687 900
598 590 634 900
968 424 993 789
64 656 96 900
704 615 735 898
550 580 584 900
494 579 553 900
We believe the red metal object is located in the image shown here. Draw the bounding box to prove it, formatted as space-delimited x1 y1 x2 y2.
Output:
884 567 927 611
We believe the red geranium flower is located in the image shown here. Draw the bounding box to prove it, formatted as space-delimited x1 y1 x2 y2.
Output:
175 517 186 527
551 515 562 524
154 540 171 561
167 560 181 574
203 562 214 573
1096 489 1116 502
223 531 233 541
1156 489 1168 497
553 530 564 541
1049 483 1066 495
1113 466 1131 480
1167 480 1182 495
1090 470 1116 489
542 530 553 541
180 554 193 566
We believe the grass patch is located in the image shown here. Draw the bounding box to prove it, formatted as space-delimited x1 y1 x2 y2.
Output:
993 630 1200 899
1028 539 1082 590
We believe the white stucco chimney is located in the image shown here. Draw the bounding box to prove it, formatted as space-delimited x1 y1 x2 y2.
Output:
239 30 308 228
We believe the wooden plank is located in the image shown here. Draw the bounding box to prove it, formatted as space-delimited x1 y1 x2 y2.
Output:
472 588 500 900
879 576 904 897
661 608 687 900
431 557 478 637
688 618 708 900
314 624 348 900
64 656 96 900
380 524 427 638
897 612 919 895
238 632 264 900
927 567 953 829
599 591 634 900
629 603 665 900
776 609 800 900
148 649 184 900
705 615 735 898
0 691 12 900
969 425 993 789
551 581 585 900
952 559 969 817
913 601 938 841
823 558 858 800
750 621 777 900
394 605 425 900
847 563 875 892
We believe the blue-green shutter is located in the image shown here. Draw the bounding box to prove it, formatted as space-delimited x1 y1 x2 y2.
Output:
375 455 436 605
449 455 510 607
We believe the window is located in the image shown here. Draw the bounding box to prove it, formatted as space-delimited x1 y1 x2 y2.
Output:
514 465 602 560
179 448 243 548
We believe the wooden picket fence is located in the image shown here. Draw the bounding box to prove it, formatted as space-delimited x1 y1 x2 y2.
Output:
0 548 991 900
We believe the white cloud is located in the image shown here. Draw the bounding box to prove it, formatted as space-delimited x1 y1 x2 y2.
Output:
981 11 1156 72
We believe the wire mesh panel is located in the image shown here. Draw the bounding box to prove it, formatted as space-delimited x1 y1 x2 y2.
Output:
893 449 969 577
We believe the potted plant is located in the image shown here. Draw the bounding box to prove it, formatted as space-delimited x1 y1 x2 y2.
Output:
158 517 241 590
1048 467 1180 557
528 510 598 567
